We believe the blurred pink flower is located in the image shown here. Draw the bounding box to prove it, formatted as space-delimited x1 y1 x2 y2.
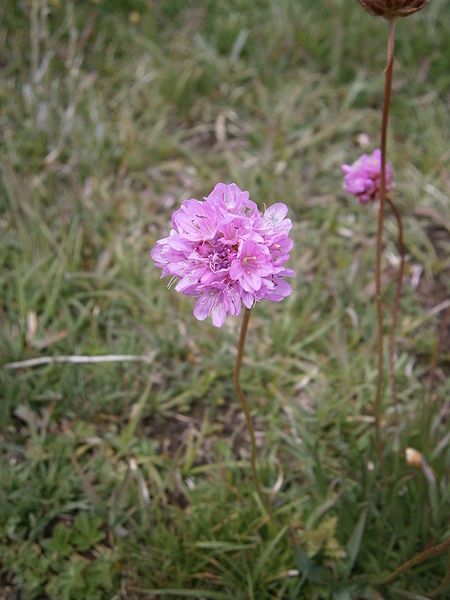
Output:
151 183 295 327
342 148 393 204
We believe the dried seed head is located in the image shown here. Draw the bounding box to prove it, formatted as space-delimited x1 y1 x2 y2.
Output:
405 447 423 468
357 0 431 18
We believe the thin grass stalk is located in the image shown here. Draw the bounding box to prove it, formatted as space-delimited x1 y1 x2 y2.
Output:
385 194 405 410
374 18 396 464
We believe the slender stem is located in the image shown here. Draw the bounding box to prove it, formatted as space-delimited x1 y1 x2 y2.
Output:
373 537 450 586
374 19 396 464
232 308 265 509
385 194 405 411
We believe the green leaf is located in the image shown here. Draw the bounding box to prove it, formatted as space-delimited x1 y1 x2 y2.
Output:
333 590 353 600
254 525 288 580
303 516 346 561
45 555 87 600
42 523 72 559
86 555 115 594
345 507 368 575
140 590 230 599
72 513 104 552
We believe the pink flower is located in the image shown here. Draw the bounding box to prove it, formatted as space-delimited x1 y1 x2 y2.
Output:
151 183 295 327
342 148 393 204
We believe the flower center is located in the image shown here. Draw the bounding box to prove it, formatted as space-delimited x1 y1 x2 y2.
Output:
196 239 236 273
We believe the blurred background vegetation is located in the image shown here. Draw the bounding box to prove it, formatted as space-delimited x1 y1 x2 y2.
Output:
0 0 449 598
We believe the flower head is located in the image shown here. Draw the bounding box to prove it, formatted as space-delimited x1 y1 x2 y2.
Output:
151 183 295 327
341 148 393 204
357 0 431 18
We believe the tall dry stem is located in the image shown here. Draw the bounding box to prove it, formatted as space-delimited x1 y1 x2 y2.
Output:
373 19 396 463
385 195 405 410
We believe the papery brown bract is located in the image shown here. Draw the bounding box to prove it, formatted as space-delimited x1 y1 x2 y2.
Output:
357 0 430 18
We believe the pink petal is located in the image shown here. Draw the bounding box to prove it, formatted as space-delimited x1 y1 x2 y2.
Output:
265 202 288 224
193 296 212 321
211 301 227 327
242 292 255 309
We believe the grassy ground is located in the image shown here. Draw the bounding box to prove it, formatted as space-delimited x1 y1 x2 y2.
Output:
1 1 449 598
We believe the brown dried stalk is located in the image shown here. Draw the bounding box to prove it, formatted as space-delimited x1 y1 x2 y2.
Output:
385 195 405 409
233 308 273 519
373 19 396 464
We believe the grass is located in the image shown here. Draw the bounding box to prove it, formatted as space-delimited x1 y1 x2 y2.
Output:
1 0 449 598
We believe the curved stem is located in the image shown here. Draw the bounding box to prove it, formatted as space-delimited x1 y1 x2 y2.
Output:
385 195 405 411
232 308 266 511
374 18 396 464
373 537 450 586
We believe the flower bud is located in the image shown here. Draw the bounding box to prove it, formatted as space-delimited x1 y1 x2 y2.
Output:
357 0 431 18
